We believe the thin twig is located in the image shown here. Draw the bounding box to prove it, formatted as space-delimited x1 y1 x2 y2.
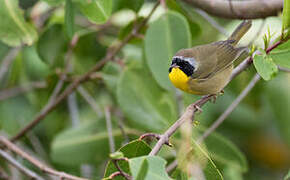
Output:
77 86 102 116
0 136 87 180
14 35 79 140
26 132 50 163
114 109 129 144
278 66 290 73
0 47 21 84
112 160 132 180
0 149 44 180
166 159 178 173
0 81 47 101
11 2 160 142
0 167 9 180
182 0 283 19
105 107 115 153
197 73 261 143
149 95 214 156
195 9 229 37
67 92 80 127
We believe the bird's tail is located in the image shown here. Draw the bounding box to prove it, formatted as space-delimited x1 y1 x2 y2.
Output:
228 20 252 46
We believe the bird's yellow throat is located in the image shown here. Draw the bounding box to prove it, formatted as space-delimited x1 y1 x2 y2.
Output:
168 67 190 92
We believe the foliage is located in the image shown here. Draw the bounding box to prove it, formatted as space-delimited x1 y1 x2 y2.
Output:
0 0 289 179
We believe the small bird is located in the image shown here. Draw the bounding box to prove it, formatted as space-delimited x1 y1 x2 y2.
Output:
168 20 252 95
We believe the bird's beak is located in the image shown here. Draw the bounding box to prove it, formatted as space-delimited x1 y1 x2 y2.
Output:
170 63 179 68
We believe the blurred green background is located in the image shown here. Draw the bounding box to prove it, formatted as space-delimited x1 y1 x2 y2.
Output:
0 0 289 179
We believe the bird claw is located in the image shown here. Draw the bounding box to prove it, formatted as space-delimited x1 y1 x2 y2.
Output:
209 94 217 103
139 133 172 147
193 104 203 113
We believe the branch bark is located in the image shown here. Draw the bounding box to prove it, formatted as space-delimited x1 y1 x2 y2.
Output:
149 95 214 156
182 0 283 19
0 149 44 180
0 136 87 180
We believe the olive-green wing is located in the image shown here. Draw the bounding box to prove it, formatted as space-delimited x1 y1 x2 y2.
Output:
196 40 248 80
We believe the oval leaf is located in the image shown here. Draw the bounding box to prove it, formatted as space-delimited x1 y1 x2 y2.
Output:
129 156 172 180
253 54 278 81
77 0 112 24
117 62 178 132
145 11 191 90
113 0 144 12
0 0 37 46
104 140 151 179
51 120 137 166
269 40 290 68
37 24 68 67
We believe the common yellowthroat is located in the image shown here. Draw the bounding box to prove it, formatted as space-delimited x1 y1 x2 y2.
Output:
168 20 252 95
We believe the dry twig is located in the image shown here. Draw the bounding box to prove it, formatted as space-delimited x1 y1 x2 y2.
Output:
0 136 87 180
0 149 44 180
182 0 283 19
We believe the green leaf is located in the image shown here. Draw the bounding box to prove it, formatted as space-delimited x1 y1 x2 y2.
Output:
253 54 278 81
0 97 35 135
223 166 243 180
269 40 290 68
0 0 37 46
104 140 151 179
284 170 290 180
77 0 112 24
282 0 290 33
145 11 191 90
117 61 178 132
129 156 172 180
22 46 50 80
51 120 137 166
37 24 68 67
194 127 248 173
113 0 144 12
65 0 75 39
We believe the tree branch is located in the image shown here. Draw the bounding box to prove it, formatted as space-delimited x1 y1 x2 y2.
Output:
11 2 160 142
0 136 87 180
105 106 115 153
149 95 214 156
0 149 44 180
182 0 283 19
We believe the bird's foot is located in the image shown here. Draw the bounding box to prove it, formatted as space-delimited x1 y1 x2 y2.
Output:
193 104 203 113
139 133 172 147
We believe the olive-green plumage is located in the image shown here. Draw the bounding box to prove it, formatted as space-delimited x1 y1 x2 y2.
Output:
169 20 252 95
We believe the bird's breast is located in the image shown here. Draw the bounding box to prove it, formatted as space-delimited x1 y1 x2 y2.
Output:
168 67 190 92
